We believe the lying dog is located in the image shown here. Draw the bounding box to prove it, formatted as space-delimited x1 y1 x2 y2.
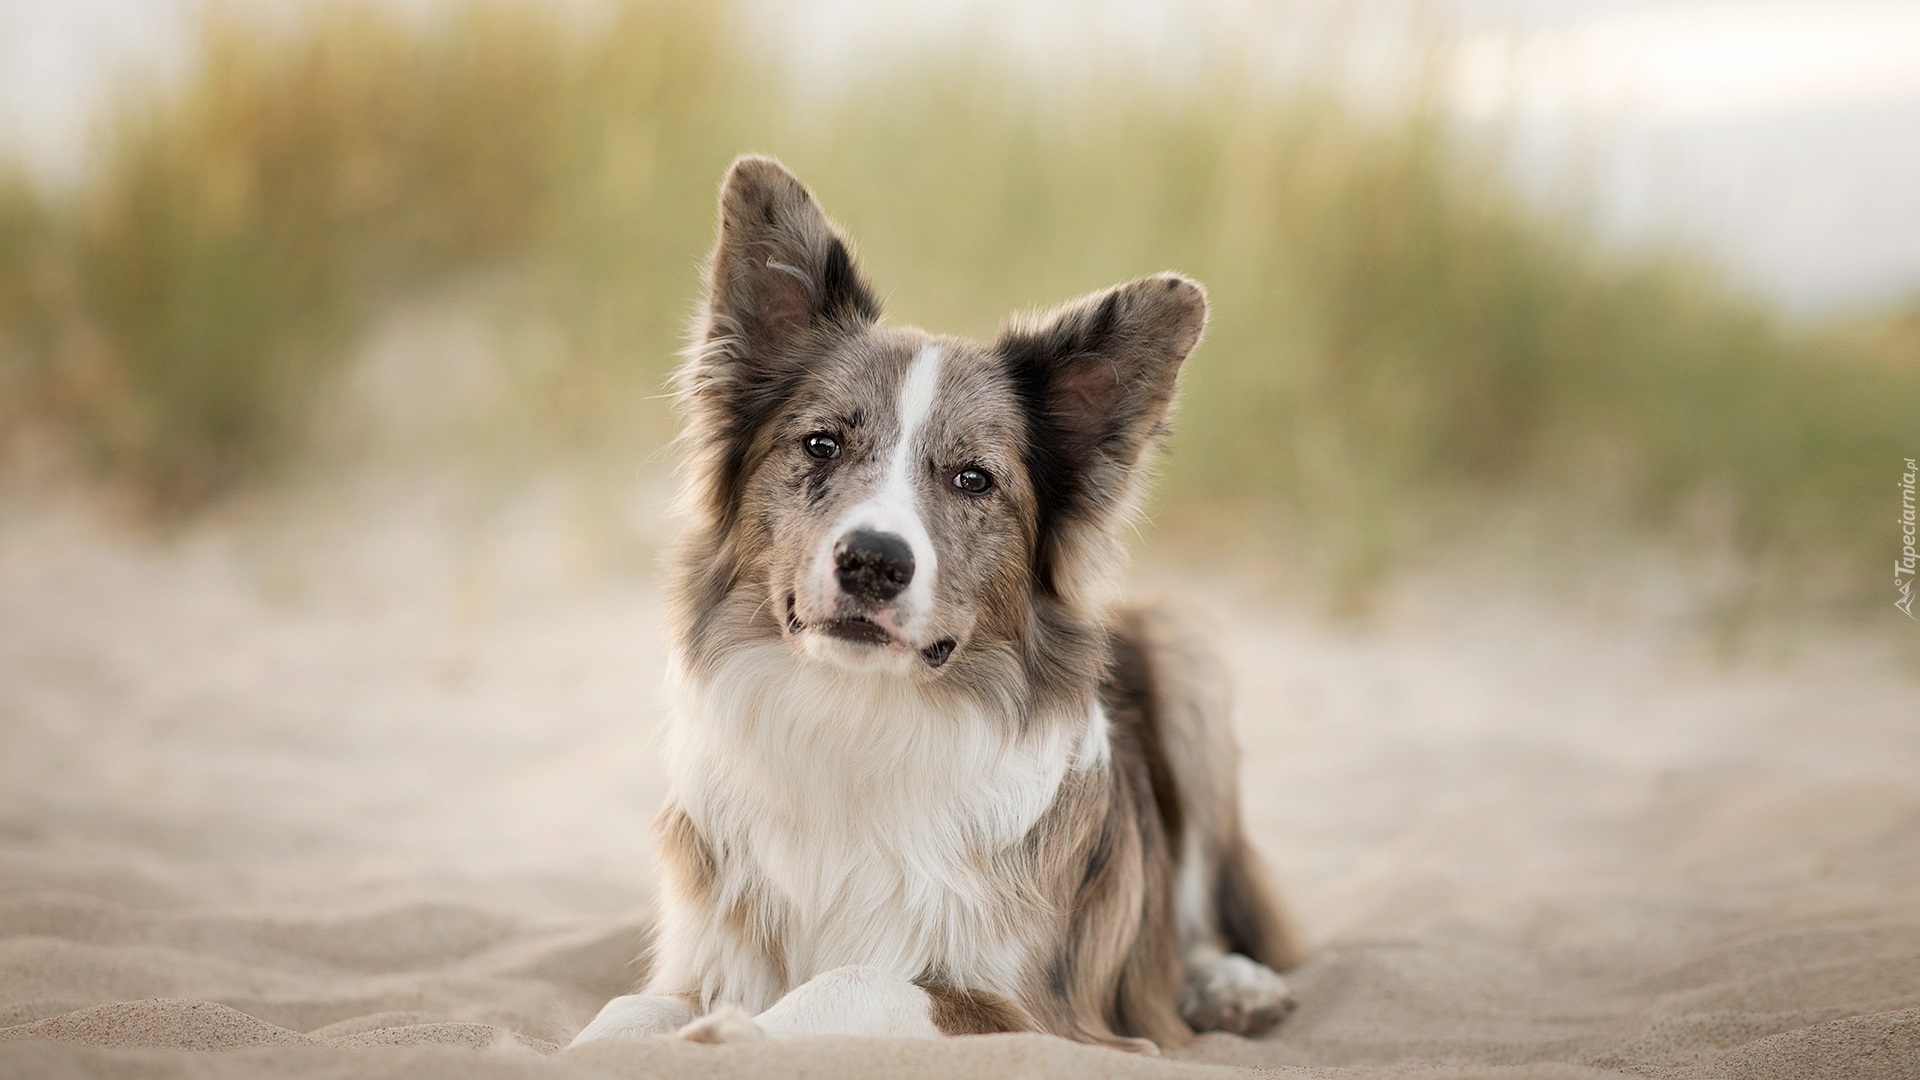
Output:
572 155 1297 1053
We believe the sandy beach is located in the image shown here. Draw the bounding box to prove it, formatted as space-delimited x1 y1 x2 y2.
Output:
2 482 1916 1078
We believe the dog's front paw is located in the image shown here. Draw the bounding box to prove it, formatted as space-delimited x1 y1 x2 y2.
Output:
569 994 696 1046
677 1005 769 1044
1181 953 1294 1037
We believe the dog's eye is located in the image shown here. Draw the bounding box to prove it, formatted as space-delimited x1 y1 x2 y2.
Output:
953 468 994 495
803 433 841 460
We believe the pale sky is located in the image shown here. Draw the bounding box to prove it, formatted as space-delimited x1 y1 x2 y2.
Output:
1452 1 1920 122
2 0 1915 310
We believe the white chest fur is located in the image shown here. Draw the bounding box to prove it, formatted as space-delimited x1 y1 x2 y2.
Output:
661 644 1108 1009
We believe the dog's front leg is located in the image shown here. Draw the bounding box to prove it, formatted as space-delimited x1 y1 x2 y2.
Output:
677 966 941 1043
568 994 696 1046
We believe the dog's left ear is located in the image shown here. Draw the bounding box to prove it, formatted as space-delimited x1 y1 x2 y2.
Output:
999 273 1207 592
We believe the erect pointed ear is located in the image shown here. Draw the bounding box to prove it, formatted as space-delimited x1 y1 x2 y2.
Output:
675 156 880 539
998 273 1207 595
699 154 880 365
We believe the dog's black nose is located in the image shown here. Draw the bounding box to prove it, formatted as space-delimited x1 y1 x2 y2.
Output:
833 530 914 603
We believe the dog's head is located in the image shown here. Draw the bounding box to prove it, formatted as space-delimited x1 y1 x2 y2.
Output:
672 155 1205 689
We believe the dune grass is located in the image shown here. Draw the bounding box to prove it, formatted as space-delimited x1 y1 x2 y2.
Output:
0 1 1912 616
0 4 757 502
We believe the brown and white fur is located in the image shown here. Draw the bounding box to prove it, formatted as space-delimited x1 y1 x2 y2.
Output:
570 155 1299 1054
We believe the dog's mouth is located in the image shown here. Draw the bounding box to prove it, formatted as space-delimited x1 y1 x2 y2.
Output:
784 593 956 669
821 615 892 646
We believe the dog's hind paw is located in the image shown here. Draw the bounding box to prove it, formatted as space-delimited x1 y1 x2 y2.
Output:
1180 952 1294 1037
677 1005 769 1044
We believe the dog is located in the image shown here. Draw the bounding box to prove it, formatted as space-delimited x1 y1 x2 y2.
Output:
570 155 1298 1053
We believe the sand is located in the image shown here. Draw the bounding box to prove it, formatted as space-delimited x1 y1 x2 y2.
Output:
2 481 1917 1078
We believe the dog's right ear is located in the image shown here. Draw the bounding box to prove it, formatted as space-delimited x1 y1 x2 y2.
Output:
697 155 879 366
677 156 879 538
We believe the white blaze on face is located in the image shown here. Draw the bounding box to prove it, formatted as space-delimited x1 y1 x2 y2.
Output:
812 344 943 639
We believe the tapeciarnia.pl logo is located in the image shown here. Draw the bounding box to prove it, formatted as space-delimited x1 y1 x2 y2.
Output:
1899 458 1917 620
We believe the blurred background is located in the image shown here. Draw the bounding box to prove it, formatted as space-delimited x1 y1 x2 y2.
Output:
0 0 1914 635
2 5 1919 1067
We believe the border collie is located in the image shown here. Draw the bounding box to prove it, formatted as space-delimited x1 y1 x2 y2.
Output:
571 155 1298 1053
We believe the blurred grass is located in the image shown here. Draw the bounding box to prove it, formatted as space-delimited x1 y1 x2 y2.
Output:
0 1 1913 616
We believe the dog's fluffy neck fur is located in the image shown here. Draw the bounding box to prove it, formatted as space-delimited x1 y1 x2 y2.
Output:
663 640 1108 1009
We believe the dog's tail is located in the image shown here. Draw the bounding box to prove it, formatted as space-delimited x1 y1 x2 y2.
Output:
1115 601 1305 973
1215 826 1302 971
